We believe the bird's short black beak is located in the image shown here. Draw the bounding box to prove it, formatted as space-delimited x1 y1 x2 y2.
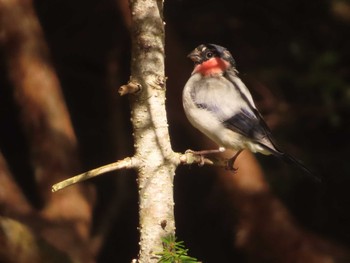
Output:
187 48 201 63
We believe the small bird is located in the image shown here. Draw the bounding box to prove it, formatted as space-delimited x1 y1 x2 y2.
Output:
183 43 316 178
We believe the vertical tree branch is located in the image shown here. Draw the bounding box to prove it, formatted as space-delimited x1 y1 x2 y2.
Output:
128 0 176 262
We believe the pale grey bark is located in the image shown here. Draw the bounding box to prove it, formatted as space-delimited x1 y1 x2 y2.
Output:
128 0 176 261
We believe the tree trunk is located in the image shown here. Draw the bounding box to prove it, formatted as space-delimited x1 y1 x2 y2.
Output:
129 0 176 261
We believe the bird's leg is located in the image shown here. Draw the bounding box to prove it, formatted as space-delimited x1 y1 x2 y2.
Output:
226 150 243 171
185 147 225 166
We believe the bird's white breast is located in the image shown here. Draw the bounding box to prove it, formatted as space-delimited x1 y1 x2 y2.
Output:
182 73 246 150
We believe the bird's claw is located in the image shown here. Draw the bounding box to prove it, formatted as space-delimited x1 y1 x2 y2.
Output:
226 158 238 172
225 149 243 172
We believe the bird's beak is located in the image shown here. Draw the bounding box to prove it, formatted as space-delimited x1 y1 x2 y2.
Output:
187 48 201 63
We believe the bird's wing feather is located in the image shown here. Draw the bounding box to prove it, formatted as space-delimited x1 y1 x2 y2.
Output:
223 108 269 141
190 71 279 152
223 70 284 151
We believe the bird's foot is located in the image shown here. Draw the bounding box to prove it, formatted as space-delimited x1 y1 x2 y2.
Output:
225 150 243 172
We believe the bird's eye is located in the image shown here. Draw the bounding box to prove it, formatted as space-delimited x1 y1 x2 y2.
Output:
206 52 213 58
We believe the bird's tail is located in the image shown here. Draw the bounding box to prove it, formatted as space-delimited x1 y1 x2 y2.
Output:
273 151 321 183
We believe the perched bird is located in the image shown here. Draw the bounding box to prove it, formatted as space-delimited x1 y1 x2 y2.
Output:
183 43 316 179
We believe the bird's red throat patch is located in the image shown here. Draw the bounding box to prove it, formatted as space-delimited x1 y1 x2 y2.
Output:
193 57 230 76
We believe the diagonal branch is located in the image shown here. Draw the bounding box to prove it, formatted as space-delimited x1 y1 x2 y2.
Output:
52 148 235 194
51 150 231 193
52 157 139 192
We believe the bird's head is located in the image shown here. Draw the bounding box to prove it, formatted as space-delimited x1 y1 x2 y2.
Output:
188 44 236 76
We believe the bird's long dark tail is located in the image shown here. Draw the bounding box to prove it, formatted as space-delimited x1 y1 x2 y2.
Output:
259 142 321 182
273 151 321 183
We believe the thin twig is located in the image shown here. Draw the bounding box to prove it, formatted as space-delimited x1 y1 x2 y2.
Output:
177 151 230 169
52 157 138 192
118 80 142 95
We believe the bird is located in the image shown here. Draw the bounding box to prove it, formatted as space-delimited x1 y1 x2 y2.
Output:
182 43 318 180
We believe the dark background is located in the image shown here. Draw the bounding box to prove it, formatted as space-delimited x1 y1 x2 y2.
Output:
1 0 350 262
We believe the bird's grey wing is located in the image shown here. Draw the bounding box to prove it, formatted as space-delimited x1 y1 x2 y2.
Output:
223 108 269 141
221 70 281 151
221 107 283 155
191 73 276 149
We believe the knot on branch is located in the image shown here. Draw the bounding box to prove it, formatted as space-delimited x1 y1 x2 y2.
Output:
146 74 166 90
119 80 142 96
154 75 166 89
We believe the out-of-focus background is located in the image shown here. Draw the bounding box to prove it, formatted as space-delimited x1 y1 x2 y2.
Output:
1 0 349 262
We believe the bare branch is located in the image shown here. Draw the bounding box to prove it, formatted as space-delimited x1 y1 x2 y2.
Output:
52 150 233 195
177 151 230 168
119 80 142 96
52 157 138 192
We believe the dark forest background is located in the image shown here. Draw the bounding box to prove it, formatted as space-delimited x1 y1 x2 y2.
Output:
1 0 350 262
